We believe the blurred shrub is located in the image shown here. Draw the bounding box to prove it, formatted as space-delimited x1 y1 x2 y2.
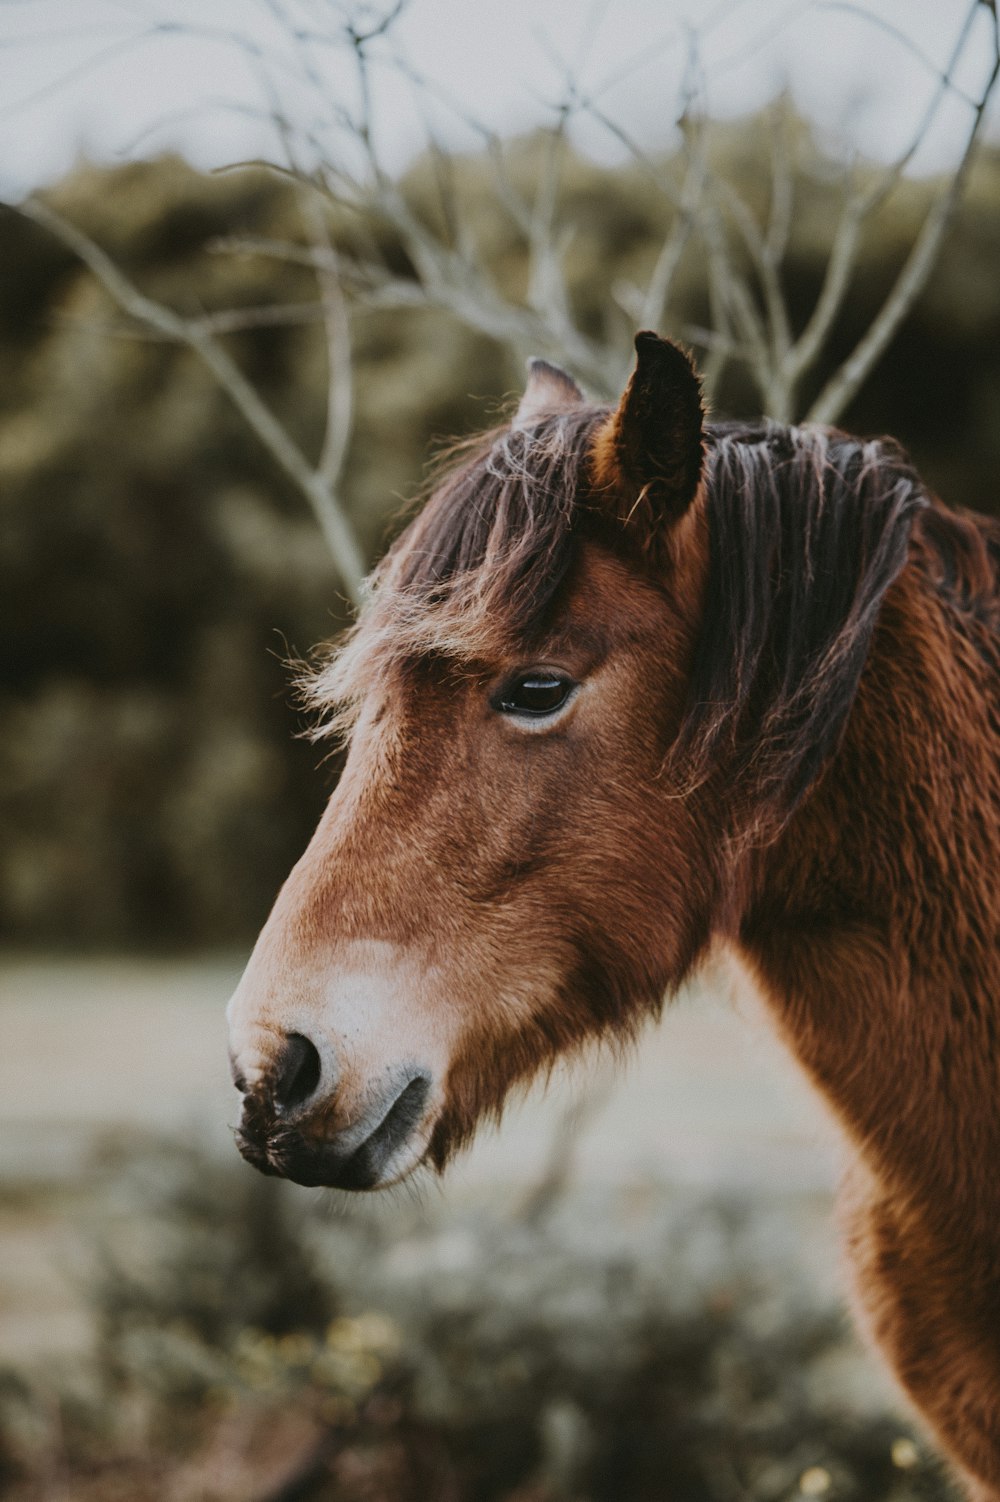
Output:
1 127 999 946
0 1147 951 1502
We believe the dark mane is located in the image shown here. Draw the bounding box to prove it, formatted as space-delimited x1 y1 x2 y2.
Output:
393 406 605 637
914 500 1000 638
679 421 929 832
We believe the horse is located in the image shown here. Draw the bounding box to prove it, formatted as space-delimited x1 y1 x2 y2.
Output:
227 331 1000 1498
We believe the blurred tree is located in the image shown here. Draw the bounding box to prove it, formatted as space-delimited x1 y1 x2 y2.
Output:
16 2 1000 588
2 2 1000 946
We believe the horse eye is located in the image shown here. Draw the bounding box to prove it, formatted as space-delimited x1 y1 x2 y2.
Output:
494 672 575 718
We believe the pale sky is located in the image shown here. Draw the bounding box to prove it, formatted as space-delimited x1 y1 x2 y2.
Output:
0 1 997 198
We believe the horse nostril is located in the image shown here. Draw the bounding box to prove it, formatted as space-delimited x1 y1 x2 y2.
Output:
273 1032 322 1114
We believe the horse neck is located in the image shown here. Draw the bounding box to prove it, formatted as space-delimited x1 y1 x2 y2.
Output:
737 559 1000 1223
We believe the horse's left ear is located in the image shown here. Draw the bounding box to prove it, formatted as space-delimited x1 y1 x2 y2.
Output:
594 331 705 534
514 358 585 429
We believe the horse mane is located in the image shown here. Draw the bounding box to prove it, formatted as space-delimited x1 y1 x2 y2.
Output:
913 498 1000 636
393 406 601 631
306 413 964 834
678 421 928 833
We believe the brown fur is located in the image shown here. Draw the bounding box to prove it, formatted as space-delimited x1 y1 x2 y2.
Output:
738 507 1000 1495
230 334 1000 1496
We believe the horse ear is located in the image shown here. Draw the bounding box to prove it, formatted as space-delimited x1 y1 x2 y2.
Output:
595 331 705 529
514 357 585 429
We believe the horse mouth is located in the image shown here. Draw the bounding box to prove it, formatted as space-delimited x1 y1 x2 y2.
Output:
235 1073 432 1191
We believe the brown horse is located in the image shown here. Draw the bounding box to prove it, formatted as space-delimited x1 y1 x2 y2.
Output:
227 333 1000 1497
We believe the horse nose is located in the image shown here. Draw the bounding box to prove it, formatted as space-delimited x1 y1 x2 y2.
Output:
236 1060 433 1190
272 1031 323 1114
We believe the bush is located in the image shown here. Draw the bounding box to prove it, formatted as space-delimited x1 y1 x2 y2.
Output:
0 1144 952 1501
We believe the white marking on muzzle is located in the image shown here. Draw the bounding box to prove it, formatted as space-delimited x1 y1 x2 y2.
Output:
227 939 453 1128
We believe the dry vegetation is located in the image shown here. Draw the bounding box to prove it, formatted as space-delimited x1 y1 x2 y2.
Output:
0 1143 954 1502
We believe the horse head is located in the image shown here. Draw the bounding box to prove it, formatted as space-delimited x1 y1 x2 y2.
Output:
227 333 717 1188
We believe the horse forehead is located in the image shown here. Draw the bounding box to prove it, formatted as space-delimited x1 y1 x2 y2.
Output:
569 547 638 611
558 547 670 643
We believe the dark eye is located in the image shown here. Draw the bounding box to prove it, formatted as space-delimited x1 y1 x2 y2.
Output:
494 671 576 718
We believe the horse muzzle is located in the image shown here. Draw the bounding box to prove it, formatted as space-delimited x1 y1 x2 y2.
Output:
233 1033 433 1190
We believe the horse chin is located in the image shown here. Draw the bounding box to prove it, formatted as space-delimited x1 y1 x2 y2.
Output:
236 1120 433 1191
235 1074 437 1191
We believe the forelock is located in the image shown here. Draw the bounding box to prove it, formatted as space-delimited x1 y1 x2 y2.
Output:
303 406 606 738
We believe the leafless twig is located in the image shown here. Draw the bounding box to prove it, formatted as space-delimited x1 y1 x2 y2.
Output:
807 0 1000 423
14 0 1000 592
17 197 367 604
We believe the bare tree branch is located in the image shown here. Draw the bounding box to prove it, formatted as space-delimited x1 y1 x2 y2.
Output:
17 197 367 606
816 0 983 107
14 0 999 574
807 0 1000 423
713 179 793 415
764 103 795 268
301 193 354 493
0 26 160 123
634 102 711 336
50 302 327 340
785 0 987 407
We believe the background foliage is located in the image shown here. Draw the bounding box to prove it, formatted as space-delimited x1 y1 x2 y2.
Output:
0 1148 950 1502
2 124 999 948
